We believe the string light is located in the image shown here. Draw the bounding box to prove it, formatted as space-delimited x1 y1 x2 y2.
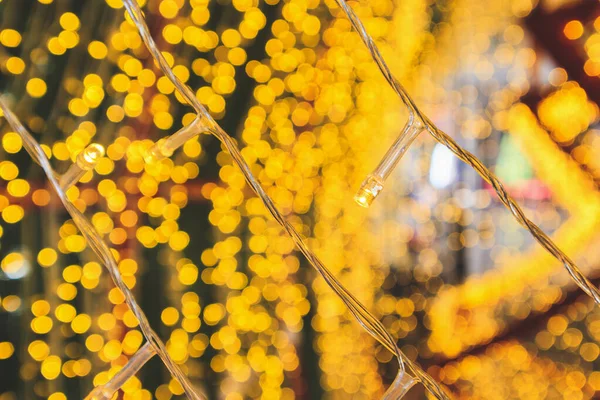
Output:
337 0 600 310
121 0 444 398
2 0 445 398
355 121 424 207
0 0 425 397
1 0 597 399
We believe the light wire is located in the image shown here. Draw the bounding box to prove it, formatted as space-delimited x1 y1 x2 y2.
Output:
122 0 447 398
335 0 600 307
5 0 594 397
0 0 459 398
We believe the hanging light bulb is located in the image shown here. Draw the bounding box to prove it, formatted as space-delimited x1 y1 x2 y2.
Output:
59 143 105 191
355 120 423 207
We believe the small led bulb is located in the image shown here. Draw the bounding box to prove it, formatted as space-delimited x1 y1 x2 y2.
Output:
59 143 105 191
354 120 423 207
144 116 210 164
354 175 384 208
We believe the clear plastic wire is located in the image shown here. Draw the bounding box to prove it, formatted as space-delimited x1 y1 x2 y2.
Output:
0 98 206 400
335 0 600 308
120 0 445 398
0 0 458 398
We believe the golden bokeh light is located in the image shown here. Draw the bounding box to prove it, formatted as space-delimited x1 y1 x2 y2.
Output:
0 0 600 399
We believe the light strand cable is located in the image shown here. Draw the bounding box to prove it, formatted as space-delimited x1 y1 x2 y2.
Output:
122 0 400 357
121 0 447 398
336 0 600 306
123 0 401 369
0 98 206 400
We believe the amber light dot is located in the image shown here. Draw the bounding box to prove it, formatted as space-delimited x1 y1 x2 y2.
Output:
564 20 584 40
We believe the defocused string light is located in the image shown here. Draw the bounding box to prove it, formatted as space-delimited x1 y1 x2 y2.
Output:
0 0 449 398
439 294 600 398
429 102 600 358
121 0 445 397
2 0 598 399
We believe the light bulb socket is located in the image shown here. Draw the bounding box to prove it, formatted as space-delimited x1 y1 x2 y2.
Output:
382 370 418 399
143 138 171 164
144 116 210 164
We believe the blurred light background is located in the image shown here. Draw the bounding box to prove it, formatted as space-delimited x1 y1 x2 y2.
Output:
0 0 600 398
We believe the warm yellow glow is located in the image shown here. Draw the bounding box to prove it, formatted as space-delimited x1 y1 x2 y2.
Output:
1 0 599 399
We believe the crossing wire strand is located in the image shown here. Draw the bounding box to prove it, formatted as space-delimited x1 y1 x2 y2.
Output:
121 0 451 398
7 0 592 397
0 0 515 398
